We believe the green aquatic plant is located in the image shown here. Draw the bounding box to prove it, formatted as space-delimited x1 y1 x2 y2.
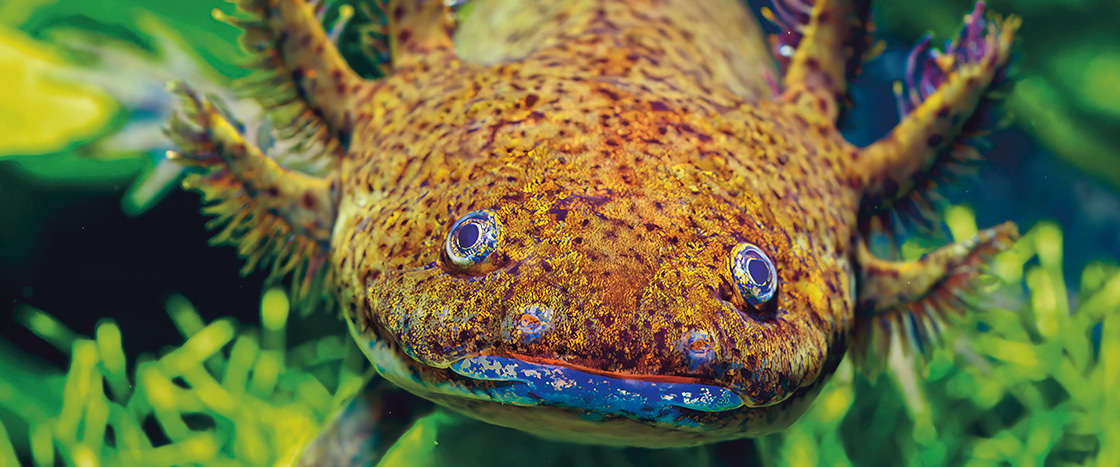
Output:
758 206 1118 466
1 206 1114 466
0 290 370 466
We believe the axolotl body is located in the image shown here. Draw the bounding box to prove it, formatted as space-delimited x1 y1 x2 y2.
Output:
168 0 1019 448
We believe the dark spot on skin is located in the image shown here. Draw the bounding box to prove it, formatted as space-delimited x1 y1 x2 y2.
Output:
597 88 620 101
936 106 950 119
927 134 943 147
549 207 569 222
398 29 412 45
524 94 540 108
883 179 899 198
649 101 669 111
303 192 317 208
643 223 658 232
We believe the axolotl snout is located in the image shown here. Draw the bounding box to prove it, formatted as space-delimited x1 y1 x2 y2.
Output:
168 0 1019 447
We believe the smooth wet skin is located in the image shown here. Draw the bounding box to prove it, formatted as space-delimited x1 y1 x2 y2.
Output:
168 0 1021 449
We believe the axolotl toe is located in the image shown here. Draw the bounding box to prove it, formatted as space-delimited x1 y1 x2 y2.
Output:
167 0 1020 448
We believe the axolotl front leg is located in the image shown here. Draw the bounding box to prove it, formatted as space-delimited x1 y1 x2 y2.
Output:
776 0 1021 366
166 0 382 297
167 86 339 296
849 2 1020 366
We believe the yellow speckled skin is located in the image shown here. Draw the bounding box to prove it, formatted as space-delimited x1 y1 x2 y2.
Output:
169 0 1019 447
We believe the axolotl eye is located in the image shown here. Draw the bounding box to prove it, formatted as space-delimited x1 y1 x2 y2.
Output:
445 211 502 267
730 243 777 306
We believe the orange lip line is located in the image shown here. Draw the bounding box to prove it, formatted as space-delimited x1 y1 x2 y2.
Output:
503 352 714 386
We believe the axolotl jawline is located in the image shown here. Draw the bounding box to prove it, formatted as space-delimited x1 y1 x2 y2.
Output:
167 0 1020 448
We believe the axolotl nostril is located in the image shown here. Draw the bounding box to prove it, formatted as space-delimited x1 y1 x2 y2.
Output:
167 0 1020 450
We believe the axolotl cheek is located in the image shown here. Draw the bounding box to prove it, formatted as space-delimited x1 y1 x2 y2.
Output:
678 329 715 372
511 304 552 344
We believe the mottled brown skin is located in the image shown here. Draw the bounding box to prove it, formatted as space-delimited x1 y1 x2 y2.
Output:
338 38 856 404
170 0 1019 448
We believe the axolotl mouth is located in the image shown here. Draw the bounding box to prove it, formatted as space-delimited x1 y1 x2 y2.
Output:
352 326 748 430
349 307 843 449
449 355 744 418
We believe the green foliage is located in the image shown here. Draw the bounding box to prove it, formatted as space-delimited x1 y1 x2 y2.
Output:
757 207 1116 466
0 290 369 466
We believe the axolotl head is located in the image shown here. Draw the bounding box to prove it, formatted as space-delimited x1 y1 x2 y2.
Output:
338 99 857 445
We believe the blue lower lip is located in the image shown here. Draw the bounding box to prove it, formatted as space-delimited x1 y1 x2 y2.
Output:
450 356 744 420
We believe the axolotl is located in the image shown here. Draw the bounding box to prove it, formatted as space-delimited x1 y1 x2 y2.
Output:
167 0 1019 448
